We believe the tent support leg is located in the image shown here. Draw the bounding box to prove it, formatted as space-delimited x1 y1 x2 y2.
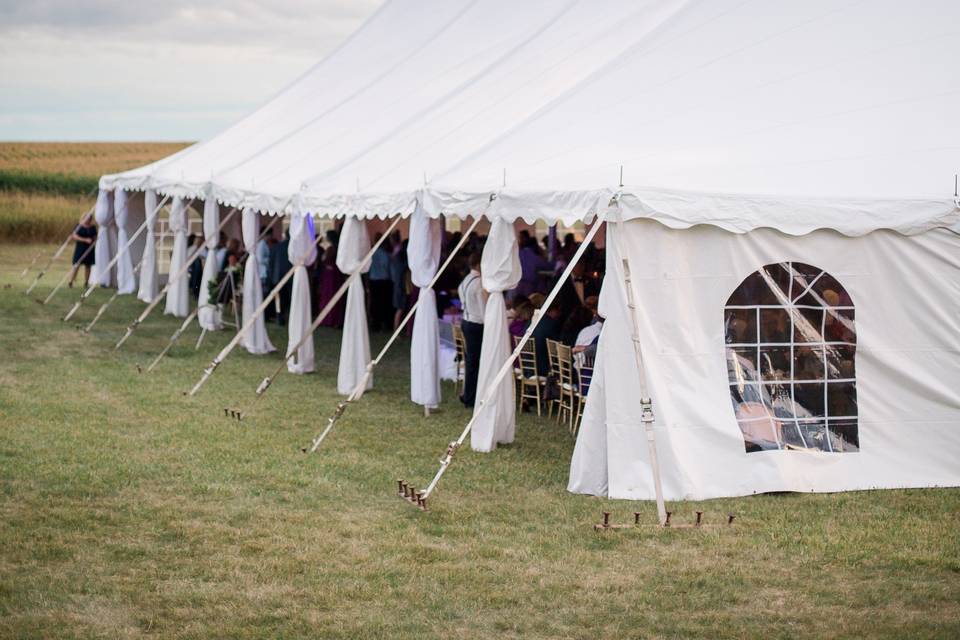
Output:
299 216 480 450
26 204 95 295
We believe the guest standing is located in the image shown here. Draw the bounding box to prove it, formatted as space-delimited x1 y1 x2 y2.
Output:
457 252 485 408
68 216 97 288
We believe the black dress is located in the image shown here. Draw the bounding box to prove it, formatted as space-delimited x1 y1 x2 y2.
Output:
72 225 97 266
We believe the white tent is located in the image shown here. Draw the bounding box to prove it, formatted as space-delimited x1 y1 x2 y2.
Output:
98 0 960 499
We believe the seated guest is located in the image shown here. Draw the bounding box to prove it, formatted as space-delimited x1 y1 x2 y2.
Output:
532 304 563 376
509 300 534 337
560 305 594 346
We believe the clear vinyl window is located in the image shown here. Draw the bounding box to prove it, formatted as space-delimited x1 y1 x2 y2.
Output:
724 262 858 453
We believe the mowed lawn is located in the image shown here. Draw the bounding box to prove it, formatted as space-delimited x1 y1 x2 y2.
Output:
1 243 958 639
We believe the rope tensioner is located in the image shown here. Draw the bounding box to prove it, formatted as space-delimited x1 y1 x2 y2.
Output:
593 510 735 531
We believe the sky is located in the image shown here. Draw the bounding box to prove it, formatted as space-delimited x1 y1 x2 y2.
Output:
0 0 382 142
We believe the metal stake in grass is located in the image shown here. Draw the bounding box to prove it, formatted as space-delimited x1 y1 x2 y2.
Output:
63 194 170 322
223 215 403 418
300 216 480 451
398 219 603 512
25 204 96 295
114 206 238 351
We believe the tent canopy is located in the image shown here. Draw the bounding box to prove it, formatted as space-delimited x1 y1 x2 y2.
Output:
100 0 959 233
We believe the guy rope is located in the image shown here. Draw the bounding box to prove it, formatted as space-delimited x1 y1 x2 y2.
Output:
113 206 238 350
63 194 171 322
398 218 603 511
300 216 481 448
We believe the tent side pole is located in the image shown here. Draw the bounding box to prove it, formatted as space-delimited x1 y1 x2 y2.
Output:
414 219 604 506
25 204 95 295
63 194 170 322
113 206 238 349
612 212 667 526
303 216 481 452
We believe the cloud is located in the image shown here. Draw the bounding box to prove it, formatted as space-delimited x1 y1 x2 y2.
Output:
0 0 382 140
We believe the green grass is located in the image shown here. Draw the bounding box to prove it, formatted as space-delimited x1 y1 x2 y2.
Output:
1 243 959 639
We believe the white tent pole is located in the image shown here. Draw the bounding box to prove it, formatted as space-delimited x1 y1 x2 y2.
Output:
611 204 667 526
303 216 481 452
20 251 44 279
83 198 176 332
145 214 281 373
113 206 238 349
412 219 604 506
186 228 327 397
25 204 95 295
40 240 96 305
63 193 171 322
234 215 402 408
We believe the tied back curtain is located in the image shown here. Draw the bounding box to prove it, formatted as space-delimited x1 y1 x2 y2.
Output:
164 197 190 317
408 206 443 408
242 208 276 355
92 188 116 288
336 216 372 395
471 217 521 452
286 209 316 372
197 198 222 331
114 188 137 295
137 189 159 302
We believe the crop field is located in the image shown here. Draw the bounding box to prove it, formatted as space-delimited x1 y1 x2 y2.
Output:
0 142 190 244
1 242 959 639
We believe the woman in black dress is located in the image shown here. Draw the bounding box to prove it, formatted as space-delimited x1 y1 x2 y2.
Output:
68 217 97 288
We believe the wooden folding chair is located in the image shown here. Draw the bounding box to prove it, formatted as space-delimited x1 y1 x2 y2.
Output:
555 342 577 431
452 322 466 397
514 335 546 416
574 355 594 436
546 338 561 420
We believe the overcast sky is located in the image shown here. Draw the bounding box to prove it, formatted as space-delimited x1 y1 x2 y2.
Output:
0 0 381 141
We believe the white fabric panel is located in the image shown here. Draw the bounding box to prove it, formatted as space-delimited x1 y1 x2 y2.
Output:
163 197 190 317
91 188 116 288
336 216 372 395
408 206 443 408
241 208 276 355
137 189 159 303
572 219 960 500
471 218 521 452
114 188 137 295
197 198 222 331
285 210 317 373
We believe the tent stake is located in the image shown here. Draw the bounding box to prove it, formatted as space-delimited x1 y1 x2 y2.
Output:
63 194 170 322
26 204 95 295
300 216 481 450
114 206 238 350
401 219 604 509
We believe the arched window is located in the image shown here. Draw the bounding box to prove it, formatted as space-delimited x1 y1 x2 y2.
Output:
724 262 858 453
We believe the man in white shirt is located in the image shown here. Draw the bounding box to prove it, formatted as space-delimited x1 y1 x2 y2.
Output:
457 252 486 407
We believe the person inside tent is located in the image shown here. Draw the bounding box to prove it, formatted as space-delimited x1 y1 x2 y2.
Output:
517 232 549 297
368 232 393 331
269 229 292 325
188 233 204 296
532 303 564 376
68 216 97 288
457 252 485 408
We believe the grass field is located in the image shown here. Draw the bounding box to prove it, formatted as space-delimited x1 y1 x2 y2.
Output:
0 142 190 244
1 243 959 639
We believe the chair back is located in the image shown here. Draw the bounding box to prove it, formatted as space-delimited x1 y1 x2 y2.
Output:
555 342 574 387
452 323 466 361
546 338 561 379
513 335 538 379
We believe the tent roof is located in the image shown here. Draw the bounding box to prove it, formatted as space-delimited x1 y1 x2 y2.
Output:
101 0 960 235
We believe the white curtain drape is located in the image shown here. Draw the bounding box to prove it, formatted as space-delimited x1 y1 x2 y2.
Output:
91 188 116 288
137 189 159 302
197 198 222 331
471 218 521 452
408 205 443 409
336 216 372 395
163 197 190 317
242 208 277 355
286 209 318 373
114 188 137 295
